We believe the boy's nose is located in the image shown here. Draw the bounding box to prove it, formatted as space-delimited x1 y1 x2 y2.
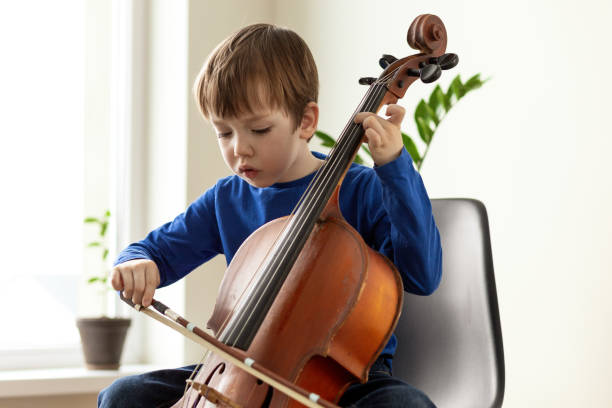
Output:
233 135 253 157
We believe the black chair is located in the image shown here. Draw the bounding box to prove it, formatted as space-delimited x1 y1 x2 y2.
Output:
393 198 505 408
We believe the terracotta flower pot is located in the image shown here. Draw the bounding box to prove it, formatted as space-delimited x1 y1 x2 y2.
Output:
76 317 131 370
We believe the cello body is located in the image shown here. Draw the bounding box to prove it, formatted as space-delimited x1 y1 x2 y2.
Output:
176 198 404 408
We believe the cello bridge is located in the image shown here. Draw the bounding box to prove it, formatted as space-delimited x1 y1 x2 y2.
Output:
186 379 243 408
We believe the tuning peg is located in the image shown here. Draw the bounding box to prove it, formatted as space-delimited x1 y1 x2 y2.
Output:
406 69 420 77
405 65 442 84
379 54 398 69
419 64 441 83
403 53 457 85
358 77 377 85
432 53 459 70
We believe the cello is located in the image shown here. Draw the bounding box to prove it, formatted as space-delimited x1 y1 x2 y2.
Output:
122 13 457 408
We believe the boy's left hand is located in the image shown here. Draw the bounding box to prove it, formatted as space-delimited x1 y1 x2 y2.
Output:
354 104 405 166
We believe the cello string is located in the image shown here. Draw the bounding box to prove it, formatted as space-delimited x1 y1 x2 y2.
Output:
180 353 205 408
182 351 210 396
226 71 397 346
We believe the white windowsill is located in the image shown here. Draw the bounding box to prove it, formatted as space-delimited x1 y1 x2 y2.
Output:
0 365 165 398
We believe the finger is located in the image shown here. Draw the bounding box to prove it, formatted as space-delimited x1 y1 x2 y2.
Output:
364 128 382 148
132 266 146 306
142 265 159 307
353 112 375 124
120 268 134 299
111 267 124 291
363 116 386 141
384 104 406 127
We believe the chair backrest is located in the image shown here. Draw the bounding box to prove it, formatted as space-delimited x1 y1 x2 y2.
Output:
393 198 505 408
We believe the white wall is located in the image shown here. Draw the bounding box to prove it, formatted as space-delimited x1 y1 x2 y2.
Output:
275 0 612 406
133 0 612 406
183 0 275 363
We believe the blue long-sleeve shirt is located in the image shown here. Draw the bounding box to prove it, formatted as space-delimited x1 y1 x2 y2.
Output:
116 148 442 359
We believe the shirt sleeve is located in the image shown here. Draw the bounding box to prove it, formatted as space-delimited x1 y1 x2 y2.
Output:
366 148 442 295
114 184 223 288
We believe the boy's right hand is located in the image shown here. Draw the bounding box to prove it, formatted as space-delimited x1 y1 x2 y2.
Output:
111 259 160 308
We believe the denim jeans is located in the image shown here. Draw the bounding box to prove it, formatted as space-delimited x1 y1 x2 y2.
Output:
98 357 436 408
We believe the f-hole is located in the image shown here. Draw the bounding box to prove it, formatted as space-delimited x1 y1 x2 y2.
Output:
260 384 273 408
190 363 226 408
205 362 226 384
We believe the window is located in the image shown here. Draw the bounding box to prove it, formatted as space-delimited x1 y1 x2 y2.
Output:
0 1 88 369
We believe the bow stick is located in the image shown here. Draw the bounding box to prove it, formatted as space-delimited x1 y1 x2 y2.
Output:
120 295 338 408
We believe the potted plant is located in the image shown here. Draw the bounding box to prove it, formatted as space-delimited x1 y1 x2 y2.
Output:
314 73 487 169
77 210 131 370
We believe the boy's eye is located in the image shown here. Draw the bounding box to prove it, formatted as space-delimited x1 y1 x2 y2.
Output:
217 131 232 138
252 127 271 135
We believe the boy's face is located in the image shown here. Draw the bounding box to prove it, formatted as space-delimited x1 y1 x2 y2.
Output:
211 106 311 188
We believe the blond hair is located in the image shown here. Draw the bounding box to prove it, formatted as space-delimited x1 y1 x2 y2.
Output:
193 23 318 129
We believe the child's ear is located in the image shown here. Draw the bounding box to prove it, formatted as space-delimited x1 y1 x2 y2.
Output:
299 102 319 140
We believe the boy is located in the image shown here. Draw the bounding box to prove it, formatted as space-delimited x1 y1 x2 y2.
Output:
99 23 441 408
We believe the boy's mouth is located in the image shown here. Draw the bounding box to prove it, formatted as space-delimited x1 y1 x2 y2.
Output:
239 165 259 179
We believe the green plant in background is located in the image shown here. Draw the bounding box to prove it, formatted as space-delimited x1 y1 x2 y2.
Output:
79 210 130 368
84 210 111 286
314 73 488 170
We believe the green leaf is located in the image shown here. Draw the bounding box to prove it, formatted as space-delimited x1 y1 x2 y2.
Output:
88 276 108 284
102 248 109 261
87 242 102 247
315 130 366 164
84 217 99 224
428 85 450 117
416 116 433 144
361 144 372 158
314 130 338 148
463 73 485 92
105 209 111 217
402 133 421 164
447 75 466 104
415 99 439 127
100 221 108 237
312 72 487 172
